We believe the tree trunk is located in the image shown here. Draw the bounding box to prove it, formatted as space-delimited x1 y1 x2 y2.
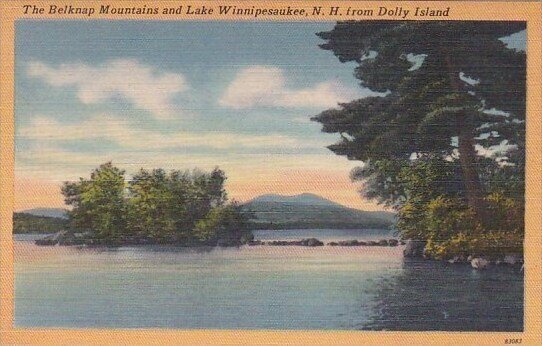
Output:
444 53 487 219
457 115 486 217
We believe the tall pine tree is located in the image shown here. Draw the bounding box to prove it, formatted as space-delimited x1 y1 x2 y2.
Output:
312 21 526 219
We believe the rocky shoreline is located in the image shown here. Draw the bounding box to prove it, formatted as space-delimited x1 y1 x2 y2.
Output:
402 239 524 270
247 238 402 247
34 231 402 249
33 232 523 270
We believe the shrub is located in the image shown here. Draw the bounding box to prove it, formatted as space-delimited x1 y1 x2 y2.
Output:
193 203 253 244
398 193 524 259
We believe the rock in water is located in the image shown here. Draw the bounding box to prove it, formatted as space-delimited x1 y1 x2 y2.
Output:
504 254 522 265
35 231 67 246
388 239 399 246
403 240 426 258
471 257 490 270
58 232 86 246
378 239 389 246
447 255 465 264
305 238 324 247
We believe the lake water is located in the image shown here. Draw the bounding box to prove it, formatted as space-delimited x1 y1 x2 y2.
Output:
14 230 523 330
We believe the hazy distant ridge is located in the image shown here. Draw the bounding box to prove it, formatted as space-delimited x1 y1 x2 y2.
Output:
20 208 68 219
244 193 395 230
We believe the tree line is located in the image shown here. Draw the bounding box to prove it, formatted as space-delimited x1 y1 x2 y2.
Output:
61 162 253 246
312 21 525 259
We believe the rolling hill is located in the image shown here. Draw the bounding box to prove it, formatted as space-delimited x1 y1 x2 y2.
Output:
13 208 68 234
20 208 68 219
243 193 395 230
13 212 68 234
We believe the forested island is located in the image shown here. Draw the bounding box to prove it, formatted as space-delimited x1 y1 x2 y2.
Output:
32 163 254 247
14 163 395 246
13 181 395 244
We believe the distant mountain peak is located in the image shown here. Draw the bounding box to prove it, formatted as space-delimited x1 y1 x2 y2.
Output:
248 193 341 207
243 193 395 229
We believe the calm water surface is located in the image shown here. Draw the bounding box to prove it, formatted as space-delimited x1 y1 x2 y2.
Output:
14 230 523 330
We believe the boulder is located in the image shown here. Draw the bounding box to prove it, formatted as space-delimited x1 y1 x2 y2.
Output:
447 255 465 264
35 231 68 246
327 242 339 246
503 254 522 265
305 238 324 247
388 239 399 246
247 240 264 246
57 232 86 246
471 257 490 270
403 240 426 258
267 239 323 246
377 239 389 246
366 241 378 246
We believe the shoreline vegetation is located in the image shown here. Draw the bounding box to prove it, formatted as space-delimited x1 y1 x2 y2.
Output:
15 161 524 270
27 231 522 270
309 21 526 266
13 213 68 234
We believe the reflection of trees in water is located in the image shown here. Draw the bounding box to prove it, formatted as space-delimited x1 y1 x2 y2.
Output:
87 245 217 254
360 259 523 331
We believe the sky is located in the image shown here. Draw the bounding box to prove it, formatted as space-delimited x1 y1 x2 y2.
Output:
14 20 385 211
14 21 526 212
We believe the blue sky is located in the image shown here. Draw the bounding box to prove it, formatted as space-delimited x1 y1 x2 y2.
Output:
15 20 382 210
14 21 526 211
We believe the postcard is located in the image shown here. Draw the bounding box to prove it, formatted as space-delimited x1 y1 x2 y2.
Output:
1 1 541 345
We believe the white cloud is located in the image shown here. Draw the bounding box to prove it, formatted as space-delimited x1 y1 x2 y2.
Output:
18 115 325 150
219 65 377 110
27 59 187 119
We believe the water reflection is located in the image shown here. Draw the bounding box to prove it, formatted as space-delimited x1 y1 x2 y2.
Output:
361 259 523 331
14 233 523 331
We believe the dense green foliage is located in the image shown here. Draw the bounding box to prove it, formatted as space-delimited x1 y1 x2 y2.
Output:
387 155 524 259
61 162 252 245
13 213 68 234
62 162 127 238
194 203 254 244
312 21 526 258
